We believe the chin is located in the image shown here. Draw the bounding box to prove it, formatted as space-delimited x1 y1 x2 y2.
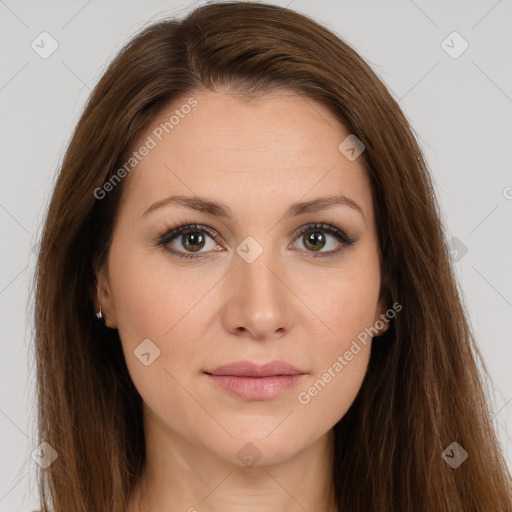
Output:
204 432 307 468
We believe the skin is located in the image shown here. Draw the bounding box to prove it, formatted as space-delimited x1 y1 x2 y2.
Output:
96 88 389 512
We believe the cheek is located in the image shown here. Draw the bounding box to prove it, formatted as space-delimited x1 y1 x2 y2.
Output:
295 341 371 442
292 257 379 425
299 256 381 349
107 246 203 430
108 242 214 394
293 273 378 428
108 241 207 342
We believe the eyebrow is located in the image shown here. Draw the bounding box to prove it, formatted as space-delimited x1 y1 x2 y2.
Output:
142 193 365 222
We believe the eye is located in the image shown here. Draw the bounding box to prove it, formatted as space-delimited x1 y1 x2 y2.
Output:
154 221 357 260
291 223 357 259
155 223 222 259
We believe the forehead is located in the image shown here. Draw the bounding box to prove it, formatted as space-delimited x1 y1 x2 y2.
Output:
118 89 374 225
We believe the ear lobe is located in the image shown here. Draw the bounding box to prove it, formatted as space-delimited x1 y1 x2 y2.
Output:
93 264 118 329
378 316 390 335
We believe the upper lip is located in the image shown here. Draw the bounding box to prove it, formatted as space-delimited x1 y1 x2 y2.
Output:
204 360 307 377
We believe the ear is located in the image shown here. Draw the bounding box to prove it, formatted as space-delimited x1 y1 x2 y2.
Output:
373 294 390 336
378 298 389 336
93 263 118 329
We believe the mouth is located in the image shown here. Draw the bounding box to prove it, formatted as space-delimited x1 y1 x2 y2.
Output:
203 360 308 400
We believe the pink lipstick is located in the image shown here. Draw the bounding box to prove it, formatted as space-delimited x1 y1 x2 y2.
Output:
204 360 307 400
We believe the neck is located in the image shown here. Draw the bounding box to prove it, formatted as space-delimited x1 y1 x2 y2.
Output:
127 407 338 512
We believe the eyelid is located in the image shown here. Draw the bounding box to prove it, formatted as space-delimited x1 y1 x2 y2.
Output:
293 222 355 243
154 222 221 246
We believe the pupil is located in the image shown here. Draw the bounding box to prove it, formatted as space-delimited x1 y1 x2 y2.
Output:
183 232 204 252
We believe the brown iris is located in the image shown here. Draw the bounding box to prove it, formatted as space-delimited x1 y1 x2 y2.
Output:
181 231 206 252
303 231 326 252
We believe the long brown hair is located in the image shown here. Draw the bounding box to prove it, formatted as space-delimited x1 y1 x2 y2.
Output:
33 2 512 510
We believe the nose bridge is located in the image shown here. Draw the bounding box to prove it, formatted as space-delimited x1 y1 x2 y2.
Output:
224 237 290 337
243 250 281 296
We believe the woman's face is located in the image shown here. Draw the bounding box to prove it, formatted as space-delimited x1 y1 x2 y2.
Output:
97 89 388 467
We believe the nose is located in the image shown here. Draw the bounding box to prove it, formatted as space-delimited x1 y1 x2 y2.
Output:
220 247 291 341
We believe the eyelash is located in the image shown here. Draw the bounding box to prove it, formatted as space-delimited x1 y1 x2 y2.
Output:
153 220 357 260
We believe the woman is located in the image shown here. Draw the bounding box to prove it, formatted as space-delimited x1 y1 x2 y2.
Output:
32 1 512 511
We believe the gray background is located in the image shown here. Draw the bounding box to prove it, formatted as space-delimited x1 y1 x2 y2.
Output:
1 0 511 509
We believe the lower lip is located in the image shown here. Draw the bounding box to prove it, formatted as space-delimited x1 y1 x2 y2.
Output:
205 374 305 400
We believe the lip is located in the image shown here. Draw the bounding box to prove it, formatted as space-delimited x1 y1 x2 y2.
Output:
206 360 306 377
204 360 307 401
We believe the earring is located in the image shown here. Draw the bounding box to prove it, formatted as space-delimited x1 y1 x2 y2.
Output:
96 306 103 320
